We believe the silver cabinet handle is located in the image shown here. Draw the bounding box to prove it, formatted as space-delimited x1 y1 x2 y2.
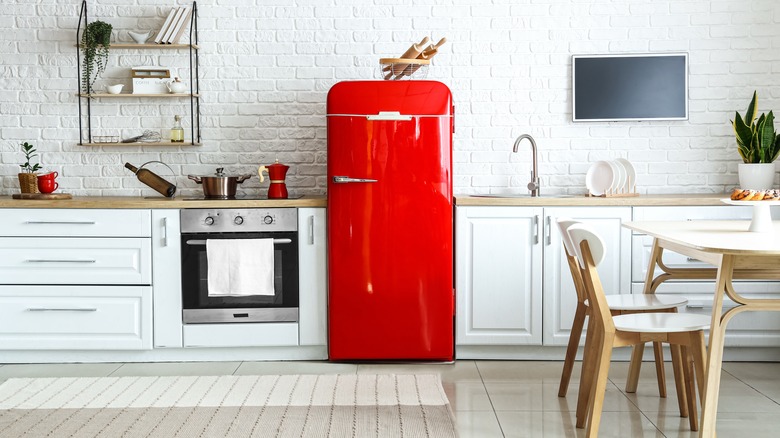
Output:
25 221 96 225
545 216 552 246
333 176 378 184
162 217 169 247
533 215 539 245
308 215 315 245
25 259 96 263
185 239 291 246
27 308 97 312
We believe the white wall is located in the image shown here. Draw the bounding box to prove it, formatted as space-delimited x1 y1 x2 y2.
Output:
1 0 778 197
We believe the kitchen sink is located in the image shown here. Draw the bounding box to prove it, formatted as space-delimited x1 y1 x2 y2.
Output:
470 193 575 199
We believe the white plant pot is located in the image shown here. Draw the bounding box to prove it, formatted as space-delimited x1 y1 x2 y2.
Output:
738 162 777 189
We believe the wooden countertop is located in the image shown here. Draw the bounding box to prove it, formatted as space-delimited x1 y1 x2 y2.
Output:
0 196 327 209
455 193 734 206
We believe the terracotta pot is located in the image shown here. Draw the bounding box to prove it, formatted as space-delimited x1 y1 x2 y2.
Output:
18 172 39 194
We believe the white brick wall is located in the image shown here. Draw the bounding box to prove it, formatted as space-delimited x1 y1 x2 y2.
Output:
0 0 778 197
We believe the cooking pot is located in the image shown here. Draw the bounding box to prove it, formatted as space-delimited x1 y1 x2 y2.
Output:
187 168 252 199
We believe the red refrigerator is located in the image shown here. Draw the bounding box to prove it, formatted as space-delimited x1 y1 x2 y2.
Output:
326 80 454 361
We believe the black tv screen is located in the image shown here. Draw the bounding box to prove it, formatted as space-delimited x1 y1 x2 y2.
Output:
572 53 688 121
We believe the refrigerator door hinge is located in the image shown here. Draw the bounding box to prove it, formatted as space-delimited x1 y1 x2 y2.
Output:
366 111 412 121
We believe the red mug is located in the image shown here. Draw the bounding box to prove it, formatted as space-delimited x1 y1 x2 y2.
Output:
37 172 59 194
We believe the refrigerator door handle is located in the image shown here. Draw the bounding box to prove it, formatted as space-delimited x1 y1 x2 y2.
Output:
366 111 412 121
332 176 378 184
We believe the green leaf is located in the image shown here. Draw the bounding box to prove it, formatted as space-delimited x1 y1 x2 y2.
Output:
733 112 753 149
760 111 776 161
746 90 758 124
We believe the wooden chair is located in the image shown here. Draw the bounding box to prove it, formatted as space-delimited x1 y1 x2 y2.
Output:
566 223 709 437
556 218 689 401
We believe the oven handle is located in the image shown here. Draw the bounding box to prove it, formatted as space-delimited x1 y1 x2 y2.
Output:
185 238 292 246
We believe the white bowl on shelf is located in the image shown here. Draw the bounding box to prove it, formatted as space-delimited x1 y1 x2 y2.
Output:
128 30 152 44
105 84 124 94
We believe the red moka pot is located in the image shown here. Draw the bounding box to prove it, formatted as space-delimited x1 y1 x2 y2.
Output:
258 159 289 199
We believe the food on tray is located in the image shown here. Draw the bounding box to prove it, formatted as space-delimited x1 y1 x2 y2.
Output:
730 188 780 201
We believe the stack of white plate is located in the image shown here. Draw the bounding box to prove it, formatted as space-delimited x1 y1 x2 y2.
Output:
585 158 636 196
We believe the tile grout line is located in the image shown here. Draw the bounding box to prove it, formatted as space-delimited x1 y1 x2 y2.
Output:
474 361 507 438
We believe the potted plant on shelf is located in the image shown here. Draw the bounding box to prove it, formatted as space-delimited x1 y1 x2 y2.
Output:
732 90 780 189
18 141 42 194
81 20 112 94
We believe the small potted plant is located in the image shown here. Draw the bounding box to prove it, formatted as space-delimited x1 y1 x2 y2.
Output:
18 141 42 193
732 91 780 189
81 20 112 94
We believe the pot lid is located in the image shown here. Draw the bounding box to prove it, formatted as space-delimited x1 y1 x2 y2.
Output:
189 167 247 178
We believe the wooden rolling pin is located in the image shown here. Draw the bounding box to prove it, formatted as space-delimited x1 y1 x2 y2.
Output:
398 37 447 79
382 36 430 78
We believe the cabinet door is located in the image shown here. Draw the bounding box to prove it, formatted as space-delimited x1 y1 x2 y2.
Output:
542 207 632 346
151 210 183 348
456 206 543 346
298 208 327 347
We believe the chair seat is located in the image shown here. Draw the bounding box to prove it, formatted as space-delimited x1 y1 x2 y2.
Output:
599 294 687 311
613 312 711 333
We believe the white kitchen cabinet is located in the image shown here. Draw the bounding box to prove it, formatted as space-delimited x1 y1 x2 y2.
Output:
297 207 327 347
542 207 632 346
0 209 154 351
456 206 543 347
632 206 780 347
151 210 183 348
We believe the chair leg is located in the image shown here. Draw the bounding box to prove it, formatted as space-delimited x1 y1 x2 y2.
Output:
559 302 588 397
586 333 614 438
681 345 699 432
652 341 667 397
669 344 689 418
576 317 600 429
625 342 644 393
689 331 707 409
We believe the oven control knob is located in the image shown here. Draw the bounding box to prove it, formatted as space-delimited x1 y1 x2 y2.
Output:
263 215 274 225
204 216 215 226
234 216 244 225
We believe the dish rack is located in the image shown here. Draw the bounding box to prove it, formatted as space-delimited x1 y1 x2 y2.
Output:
379 58 430 80
586 190 639 198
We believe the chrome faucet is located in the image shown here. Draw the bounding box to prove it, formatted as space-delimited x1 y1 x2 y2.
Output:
512 134 540 197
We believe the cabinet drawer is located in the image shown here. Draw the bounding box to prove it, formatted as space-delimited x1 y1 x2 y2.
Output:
0 209 151 237
0 238 151 285
0 286 152 350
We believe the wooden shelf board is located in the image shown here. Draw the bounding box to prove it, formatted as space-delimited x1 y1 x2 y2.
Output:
77 43 199 49
79 93 199 98
80 141 201 147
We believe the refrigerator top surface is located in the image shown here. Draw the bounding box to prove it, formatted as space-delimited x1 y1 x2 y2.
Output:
327 80 453 116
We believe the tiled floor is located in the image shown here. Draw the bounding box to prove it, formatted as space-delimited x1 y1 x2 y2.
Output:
0 360 778 437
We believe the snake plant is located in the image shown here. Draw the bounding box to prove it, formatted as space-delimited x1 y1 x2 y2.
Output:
732 91 780 163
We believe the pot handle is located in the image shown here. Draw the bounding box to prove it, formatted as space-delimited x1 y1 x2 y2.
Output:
187 175 203 184
258 166 267 183
236 174 252 184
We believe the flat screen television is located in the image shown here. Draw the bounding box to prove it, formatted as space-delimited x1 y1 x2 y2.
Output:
572 53 688 122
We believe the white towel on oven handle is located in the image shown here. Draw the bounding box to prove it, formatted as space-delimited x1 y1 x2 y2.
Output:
207 238 275 297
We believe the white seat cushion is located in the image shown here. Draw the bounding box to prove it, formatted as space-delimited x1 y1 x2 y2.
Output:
613 312 711 333
602 294 687 311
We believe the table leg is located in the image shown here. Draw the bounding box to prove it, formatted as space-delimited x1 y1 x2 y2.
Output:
642 239 663 295
699 254 733 437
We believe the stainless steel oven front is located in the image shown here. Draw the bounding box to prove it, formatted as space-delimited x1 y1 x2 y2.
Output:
180 208 298 324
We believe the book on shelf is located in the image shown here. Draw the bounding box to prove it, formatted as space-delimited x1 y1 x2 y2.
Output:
168 6 192 44
162 6 186 44
154 7 179 44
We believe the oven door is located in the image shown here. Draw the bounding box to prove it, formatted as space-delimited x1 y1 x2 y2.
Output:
180 231 299 323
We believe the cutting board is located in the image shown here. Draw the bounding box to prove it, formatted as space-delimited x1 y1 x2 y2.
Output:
12 193 73 200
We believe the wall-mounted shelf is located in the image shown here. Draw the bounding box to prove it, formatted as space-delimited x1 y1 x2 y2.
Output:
76 0 200 146
78 93 201 98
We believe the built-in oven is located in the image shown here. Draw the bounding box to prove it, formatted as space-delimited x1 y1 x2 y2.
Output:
180 208 298 324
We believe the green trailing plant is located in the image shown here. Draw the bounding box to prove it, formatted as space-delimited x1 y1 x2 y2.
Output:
19 141 41 173
732 90 780 164
81 20 112 94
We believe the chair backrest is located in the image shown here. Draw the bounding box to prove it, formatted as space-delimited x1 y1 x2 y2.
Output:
566 223 614 333
556 218 588 303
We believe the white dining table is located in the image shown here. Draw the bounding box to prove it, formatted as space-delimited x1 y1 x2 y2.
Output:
623 220 780 437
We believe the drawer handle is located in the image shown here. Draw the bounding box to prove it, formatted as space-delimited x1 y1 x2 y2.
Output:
25 259 97 263
686 257 700 262
26 308 98 312
25 221 96 225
